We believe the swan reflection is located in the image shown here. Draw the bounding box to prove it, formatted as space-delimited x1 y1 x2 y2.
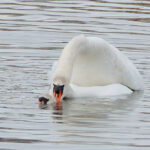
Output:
50 91 143 125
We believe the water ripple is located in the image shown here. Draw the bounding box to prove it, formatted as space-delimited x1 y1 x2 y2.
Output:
0 0 150 149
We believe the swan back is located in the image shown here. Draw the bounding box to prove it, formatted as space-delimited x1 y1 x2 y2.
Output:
70 36 143 90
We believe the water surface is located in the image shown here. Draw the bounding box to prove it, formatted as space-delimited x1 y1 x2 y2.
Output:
0 0 150 149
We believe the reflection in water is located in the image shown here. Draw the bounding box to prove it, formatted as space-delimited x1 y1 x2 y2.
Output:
53 103 63 111
52 104 63 122
44 91 147 147
50 91 144 126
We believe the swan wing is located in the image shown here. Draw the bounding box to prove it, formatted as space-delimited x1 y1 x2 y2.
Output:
70 36 143 90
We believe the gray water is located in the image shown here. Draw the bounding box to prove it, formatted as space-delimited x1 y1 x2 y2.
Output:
0 0 150 149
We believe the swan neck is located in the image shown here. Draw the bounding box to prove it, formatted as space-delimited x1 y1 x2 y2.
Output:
53 35 87 83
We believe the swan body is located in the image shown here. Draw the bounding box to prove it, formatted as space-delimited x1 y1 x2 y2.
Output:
46 35 143 103
68 84 133 98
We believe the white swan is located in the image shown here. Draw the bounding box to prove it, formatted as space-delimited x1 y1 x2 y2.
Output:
39 35 143 104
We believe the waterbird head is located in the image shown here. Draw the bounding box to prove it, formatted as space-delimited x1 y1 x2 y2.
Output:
38 96 49 105
52 76 66 104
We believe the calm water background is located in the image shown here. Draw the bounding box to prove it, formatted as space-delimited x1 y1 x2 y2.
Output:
0 0 150 149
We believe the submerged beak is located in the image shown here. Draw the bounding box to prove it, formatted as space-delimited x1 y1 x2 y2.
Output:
53 84 64 103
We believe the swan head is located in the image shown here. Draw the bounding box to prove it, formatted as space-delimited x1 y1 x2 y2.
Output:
52 76 66 103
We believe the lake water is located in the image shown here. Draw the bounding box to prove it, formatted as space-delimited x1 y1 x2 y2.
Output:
0 0 150 149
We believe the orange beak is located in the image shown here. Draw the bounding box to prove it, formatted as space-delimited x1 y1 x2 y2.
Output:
53 90 62 103
38 101 44 105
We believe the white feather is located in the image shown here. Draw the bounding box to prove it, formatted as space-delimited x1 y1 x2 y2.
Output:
48 35 143 99
47 61 58 84
69 84 132 98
